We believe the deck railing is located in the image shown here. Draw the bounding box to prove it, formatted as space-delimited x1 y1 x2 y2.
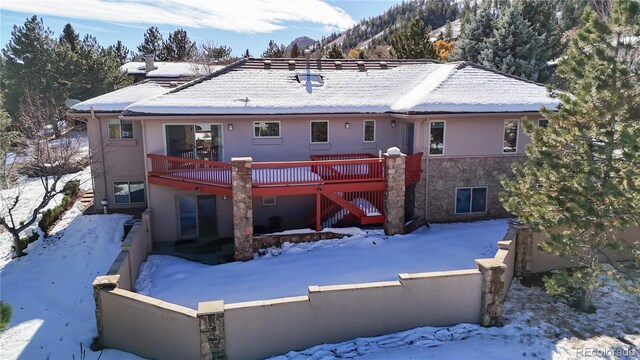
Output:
252 158 385 187
310 153 378 161
148 154 232 187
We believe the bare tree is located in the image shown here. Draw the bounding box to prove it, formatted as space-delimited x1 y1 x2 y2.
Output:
0 89 87 257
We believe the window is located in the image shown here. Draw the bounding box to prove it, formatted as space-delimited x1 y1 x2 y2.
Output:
310 121 328 143
108 119 133 140
455 187 487 214
503 120 519 153
538 119 549 127
254 121 280 138
262 196 276 206
362 120 376 142
429 121 445 155
113 181 145 204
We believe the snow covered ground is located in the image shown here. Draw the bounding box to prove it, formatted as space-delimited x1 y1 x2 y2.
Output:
0 166 93 267
272 274 640 360
135 220 508 308
0 190 141 359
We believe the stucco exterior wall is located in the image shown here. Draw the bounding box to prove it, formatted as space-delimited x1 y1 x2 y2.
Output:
141 114 405 162
529 225 639 273
86 114 147 210
101 289 200 360
148 184 234 243
252 195 315 232
224 270 482 360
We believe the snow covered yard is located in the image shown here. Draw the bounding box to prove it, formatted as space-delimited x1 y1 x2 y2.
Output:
135 219 508 308
271 274 640 360
0 204 141 359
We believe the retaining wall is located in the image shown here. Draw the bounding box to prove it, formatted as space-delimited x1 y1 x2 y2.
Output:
94 219 519 360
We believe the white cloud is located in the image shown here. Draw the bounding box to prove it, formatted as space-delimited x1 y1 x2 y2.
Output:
0 0 356 33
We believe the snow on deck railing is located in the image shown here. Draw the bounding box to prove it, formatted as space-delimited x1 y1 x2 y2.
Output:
148 154 232 187
253 158 385 186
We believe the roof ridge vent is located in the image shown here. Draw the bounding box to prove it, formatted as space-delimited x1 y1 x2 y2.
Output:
264 59 272 70
288 59 296 71
357 61 366 71
379 61 388 69
334 60 342 69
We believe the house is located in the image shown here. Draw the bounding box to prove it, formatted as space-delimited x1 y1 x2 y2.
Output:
69 57 558 261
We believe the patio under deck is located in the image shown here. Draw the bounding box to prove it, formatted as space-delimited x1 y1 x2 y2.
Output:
147 152 423 230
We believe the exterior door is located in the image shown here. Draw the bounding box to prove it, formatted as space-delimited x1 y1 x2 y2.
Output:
177 195 217 240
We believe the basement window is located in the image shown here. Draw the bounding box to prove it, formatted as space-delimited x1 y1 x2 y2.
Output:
114 181 145 204
455 187 487 214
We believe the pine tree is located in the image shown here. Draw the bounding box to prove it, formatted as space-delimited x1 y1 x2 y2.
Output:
444 20 453 40
290 43 300 58
451 8 494 63
519 0 564 82
326 43 344 59
137 26 163 59
0 16 56 117
108 40 132 65
478 2 543 80
161 28 197 61
500 0 640 312
59 23 80 52
261 40 287 58
389 17 437 59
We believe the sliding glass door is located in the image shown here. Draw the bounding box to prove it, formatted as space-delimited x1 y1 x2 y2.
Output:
178 195 217 240
166 124 223 161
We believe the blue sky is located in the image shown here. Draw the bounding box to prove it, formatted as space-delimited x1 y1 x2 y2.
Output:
1 0 404 57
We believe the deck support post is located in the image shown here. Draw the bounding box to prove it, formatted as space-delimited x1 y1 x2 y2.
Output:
316 193 322 231
231 157 253 261
383 149 406 235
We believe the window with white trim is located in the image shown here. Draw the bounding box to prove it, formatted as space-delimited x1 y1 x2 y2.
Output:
262 196 276 206
363 120 375 142
254 121 280 138
429 121 445 155
503 120 519 153
114 181 145 204
108 119 133 139
310 121 328 143
455 187 487 214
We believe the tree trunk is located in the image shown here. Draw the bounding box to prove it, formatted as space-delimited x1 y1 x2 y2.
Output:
580 286 594 312
11 231 24 257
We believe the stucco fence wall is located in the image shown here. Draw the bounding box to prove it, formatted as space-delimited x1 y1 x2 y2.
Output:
514 224 640 275
93 213 518 360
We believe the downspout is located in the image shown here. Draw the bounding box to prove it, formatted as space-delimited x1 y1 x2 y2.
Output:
141 118 150 209
92 106 109 208
419 117 430 222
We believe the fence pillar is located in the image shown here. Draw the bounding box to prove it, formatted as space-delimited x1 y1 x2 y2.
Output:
92 275 120 348
198 301 226 360
513 223 533 276
231 157 253 261
384 149 406 235
141 208 152 253
476 258 506 327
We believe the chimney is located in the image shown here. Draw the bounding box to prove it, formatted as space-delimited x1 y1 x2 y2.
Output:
144 54 154 73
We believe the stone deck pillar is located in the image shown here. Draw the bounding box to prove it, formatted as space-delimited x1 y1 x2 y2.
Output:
513 223 533 276
92 275 120 348
476 258 507 327
413 155 427 218
384 149 406 235
198 301 226 360
231 157 253 261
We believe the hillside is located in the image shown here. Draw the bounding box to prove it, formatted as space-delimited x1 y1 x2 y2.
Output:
313 0 461 51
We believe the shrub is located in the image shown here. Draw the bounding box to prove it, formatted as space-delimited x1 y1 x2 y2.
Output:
38 180 81 236
0 302 12 331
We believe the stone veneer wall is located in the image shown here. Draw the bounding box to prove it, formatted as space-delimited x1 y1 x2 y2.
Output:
426 155 526 222
252 232 350 252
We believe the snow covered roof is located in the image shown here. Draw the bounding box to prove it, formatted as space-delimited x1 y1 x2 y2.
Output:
121 61 222 78
122 59 559 115
70 81 174 112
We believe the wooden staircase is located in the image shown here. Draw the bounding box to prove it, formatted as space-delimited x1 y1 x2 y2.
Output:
78 190 94 211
